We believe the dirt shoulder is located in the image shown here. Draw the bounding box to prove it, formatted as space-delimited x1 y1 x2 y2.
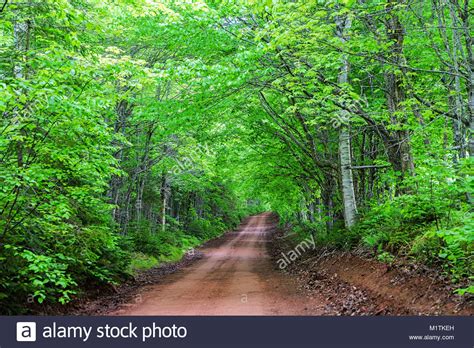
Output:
269 227 473 316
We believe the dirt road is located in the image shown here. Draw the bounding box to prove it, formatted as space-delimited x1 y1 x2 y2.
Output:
107 212 471 316
112 212 323 315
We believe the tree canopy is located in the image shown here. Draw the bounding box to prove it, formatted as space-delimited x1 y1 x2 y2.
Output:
0 0 472 312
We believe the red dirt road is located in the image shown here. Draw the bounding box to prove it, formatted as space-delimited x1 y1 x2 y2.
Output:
108 212 471 316
112 213 323 315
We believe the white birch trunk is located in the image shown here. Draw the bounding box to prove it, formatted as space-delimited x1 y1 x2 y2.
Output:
336 15 358 228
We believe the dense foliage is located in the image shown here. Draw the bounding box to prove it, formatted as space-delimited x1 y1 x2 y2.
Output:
0 0 472 313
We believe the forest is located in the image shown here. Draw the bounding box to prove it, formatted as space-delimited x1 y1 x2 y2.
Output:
0 0 472 314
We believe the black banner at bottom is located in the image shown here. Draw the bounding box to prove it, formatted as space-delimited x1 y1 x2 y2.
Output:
3 316 473 348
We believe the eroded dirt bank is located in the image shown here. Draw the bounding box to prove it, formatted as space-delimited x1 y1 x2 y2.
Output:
270 222 473 316
70 212 472 315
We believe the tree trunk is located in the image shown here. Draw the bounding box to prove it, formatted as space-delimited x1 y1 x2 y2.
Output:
160 173 169 233
447 2 466 161
321 178 335 231
339 127 358 227
336 14 357 228
13 20 30 79
383 4 414 190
